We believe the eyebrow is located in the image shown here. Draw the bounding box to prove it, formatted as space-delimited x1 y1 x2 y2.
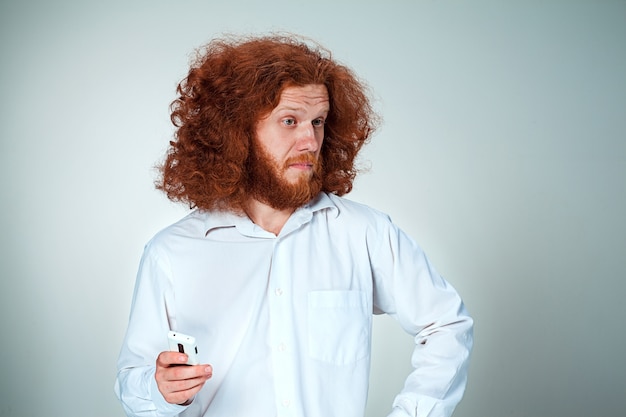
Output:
274 105 330 114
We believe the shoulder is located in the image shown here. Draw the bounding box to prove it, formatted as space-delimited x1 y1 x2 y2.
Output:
144 210 210 254
324 194 423 249
325 193 393 225
317 194 400 242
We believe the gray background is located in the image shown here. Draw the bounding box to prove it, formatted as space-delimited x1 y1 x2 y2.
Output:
1 1 625 416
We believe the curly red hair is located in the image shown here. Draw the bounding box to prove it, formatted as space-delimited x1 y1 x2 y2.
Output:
157 34 378 212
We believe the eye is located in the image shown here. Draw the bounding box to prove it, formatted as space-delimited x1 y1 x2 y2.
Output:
282 118 296 126
312 118 325 127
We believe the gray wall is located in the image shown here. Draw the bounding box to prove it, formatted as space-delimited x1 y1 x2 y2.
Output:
1 1 624 416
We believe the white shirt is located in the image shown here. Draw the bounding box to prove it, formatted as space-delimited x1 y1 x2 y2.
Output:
115 193 473 417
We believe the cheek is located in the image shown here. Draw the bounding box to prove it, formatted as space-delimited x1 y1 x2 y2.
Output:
271 141 295 162
316 135 325 153
260 128 287 154
315 129 325 143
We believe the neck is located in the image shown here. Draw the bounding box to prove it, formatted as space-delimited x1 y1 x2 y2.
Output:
245 198 295 235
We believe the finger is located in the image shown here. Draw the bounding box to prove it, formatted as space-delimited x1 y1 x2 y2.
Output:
158 367 212 405
156 351 189 368
167 364 213 383
166 372 209 393
155 363 213 404
162 380 204 406
156 363 210 389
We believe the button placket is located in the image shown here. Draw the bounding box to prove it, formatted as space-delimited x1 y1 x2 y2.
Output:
268 238 297 416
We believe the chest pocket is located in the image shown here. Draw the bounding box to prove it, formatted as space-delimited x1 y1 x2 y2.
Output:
307 290 370 365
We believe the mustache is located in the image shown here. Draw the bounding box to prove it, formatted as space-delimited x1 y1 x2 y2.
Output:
284 153 318 167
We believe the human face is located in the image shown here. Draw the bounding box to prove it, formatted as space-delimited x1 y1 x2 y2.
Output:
247 84 329 210
254 84 330 184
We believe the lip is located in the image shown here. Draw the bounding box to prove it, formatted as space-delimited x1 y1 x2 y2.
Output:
289 163 313 170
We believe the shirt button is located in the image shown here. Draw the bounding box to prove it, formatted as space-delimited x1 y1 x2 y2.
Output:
282 399 291 407
278 343 287 352
275 288 283 296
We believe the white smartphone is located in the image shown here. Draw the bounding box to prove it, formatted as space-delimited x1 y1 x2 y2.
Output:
167 331 200 365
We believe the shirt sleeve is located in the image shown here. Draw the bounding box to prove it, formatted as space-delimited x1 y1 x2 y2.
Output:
114 241 187 417
370 219 474 417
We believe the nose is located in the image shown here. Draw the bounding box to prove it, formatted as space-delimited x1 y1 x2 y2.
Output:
296 124 319 152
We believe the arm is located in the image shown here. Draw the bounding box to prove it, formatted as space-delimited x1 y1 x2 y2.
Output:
371 222 473 417
114 242 211 416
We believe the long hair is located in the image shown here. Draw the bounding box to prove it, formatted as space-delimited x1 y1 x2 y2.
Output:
157 34 378 212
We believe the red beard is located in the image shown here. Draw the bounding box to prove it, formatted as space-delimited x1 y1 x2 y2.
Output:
247 144 324 211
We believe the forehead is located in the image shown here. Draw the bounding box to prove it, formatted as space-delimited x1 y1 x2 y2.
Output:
275 84 329 108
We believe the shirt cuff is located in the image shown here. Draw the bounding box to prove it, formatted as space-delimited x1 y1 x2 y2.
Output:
388 406 412 417
389 395 438 417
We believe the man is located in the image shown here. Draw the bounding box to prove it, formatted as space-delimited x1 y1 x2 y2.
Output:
115 34 473 417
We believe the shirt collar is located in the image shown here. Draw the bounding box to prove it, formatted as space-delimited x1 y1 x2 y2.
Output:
200 192 339 237
201 209 249 236
301 192 339 218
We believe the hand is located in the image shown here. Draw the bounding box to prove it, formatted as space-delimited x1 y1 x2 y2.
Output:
155 351 213 405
